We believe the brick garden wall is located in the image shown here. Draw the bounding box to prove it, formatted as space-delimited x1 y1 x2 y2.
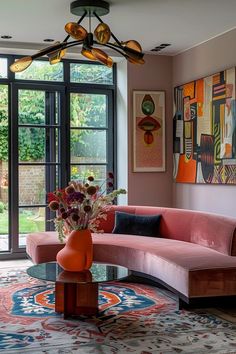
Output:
0 162 45 205
19 165 45 205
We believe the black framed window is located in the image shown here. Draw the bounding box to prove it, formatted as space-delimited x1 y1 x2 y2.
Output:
0 55 116 259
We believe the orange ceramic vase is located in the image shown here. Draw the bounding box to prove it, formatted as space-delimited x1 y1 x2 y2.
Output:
56 229 93 272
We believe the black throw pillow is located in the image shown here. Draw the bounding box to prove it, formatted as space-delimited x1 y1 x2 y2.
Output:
112 211 161 237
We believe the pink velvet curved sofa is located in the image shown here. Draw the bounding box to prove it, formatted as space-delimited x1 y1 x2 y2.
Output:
26 205 236 307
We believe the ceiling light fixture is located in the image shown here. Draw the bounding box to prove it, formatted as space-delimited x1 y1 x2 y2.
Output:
10 0 145 73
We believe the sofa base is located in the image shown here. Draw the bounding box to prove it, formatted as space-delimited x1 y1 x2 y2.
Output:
178 295 236 309
121 270 236 310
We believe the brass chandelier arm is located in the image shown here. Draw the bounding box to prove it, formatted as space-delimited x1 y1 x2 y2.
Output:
57 39 124 56
61 40 85 50
30 39 144 60
102 43 144 62
101 42 131 59
66 40 129 59
31 43 66 59
121 45 144 59
53 40 144 61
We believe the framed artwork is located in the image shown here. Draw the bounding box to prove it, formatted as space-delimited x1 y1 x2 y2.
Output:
133 90 165 172
173 66 236 184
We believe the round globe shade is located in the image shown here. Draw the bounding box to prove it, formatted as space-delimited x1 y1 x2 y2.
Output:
65 22 87 40
10 56 32 73
127 57 145 65
48 48 66 65
94 23 111 44
91 48 113 67
123 40 142 52
81 48 97 61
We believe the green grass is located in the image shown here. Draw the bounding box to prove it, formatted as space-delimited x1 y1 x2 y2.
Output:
0 211 45 234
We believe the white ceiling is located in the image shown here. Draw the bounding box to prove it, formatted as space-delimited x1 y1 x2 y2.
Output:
0 0 236 56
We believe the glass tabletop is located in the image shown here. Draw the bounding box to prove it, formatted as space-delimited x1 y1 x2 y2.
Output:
27 262 129 284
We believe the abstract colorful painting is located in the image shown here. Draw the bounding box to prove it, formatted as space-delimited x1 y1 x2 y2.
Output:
173 67 236 184
133 91 165 172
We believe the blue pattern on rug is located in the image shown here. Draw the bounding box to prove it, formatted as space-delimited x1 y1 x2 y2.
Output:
11 283 157 318
0 333 34 350
12 285 58 317
100 284 156 313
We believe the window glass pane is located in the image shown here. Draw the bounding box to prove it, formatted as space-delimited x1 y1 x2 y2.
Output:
70 63 113 84
0 221 8 251
70 93 107 128
0 161 8 237
19 165 46 205
48 165 60 190
19 90 45 125
18 127 59 163
19 207 46 247
0 170 8 251
55 92 59 125
19 127 46 163
0 85 8 251
54 129 59 163
71 165 106 186
71 130 107 163
0 58 8 78
16 60 63 81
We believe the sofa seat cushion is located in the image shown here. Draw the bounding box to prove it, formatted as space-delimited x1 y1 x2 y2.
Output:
26 231 65 264
92 233 236 297
92 233 236 270
26 231 236 298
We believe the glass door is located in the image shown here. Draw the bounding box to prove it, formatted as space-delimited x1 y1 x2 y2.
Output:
0 84 9 253
0 83 66 258
69 89 114 185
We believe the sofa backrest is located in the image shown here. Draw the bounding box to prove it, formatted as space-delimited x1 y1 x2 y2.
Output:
97 205 236 256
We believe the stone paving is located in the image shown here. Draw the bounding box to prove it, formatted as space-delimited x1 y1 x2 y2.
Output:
0 259 33 269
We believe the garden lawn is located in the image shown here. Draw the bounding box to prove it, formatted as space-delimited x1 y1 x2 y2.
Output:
0 211 45 234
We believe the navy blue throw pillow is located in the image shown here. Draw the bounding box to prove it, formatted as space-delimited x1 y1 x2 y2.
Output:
112 211 161 237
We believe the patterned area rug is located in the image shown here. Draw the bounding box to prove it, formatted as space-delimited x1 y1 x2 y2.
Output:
0 267 236 353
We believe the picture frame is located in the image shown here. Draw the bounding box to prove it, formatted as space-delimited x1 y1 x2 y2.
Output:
173 66 236 184
133 90 165 172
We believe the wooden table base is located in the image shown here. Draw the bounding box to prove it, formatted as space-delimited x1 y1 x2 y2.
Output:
55 282 98 318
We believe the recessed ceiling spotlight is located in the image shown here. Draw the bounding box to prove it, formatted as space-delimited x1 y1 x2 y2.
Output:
43 38 55 42
151 43 171 52
1 35 12 39
160 43 171 47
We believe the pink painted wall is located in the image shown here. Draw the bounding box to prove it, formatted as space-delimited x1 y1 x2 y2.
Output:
172 28 236 217
127 54 173 207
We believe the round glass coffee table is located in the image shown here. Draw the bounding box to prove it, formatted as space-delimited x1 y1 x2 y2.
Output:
27 262 129 318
